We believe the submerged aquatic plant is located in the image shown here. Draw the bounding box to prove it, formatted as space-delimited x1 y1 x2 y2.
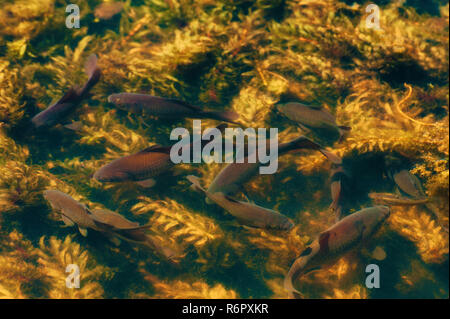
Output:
0 0 448 299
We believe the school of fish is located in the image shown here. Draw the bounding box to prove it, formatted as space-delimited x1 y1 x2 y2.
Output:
33 54 446 299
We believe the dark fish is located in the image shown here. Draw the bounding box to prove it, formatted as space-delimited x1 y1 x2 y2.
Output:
31 54 101 128
284 206 390 298
94 2 123 20
43 190 97 236
108 93 239 124
328 164 351 222
93 144 173 185
277 102 350 141
94 123 228 185
187 175 294 230
205 136 341 204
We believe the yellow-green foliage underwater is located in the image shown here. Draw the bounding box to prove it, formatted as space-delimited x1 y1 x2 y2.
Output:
0 0 448 299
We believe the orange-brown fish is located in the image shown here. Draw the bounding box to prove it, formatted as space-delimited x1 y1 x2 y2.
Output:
31 54 101 128
94 124 227 186
284 206 390 298
277 102 350 141
93 144 173 186
108 93 239 124
188 175 294 230
205 136 341 203
94 2 123 20
43 189 97 236
392 169 426 199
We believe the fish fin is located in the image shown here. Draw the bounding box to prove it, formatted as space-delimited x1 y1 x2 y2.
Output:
64 121 83 131
304 266 322 275
286 136 321 152
56 88 79 105
84 54 98 78
119 223 154 231
296 123 312 134
135 178 156 188
138 145 171 154
243 193 252 204
308 104 323 110
201 110 240 124
164 98 202 111
223 194 242 204
78 227 88 237
109 236 121 246
299 247 313 257
186 175 206 193
319 149 342 164
284 275 304 299
338 125 351 131
61 214 75 227
92 218 114 231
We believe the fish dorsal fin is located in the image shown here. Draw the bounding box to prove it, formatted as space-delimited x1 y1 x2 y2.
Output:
165 98 201 111
224 194 242 204
78 227 88 237
299 246 313 257
55 88 79 104
138 145 171 154
304 266 321 275
305 103 322 110
318 231 330 252
92 218 115 230
84 54 98 78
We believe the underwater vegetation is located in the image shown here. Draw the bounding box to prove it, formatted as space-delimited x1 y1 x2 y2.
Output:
0 0 448 299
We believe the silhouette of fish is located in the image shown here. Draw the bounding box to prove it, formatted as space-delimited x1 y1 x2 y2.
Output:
31 54 101 128
108 93 239 124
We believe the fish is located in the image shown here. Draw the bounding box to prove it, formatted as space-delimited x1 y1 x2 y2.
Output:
284 205 390 298
43 190 97 236
389 169 448 232
31 54 101 128
205 136 341 204
392 169 426 199
89 208 158 243
329 164 351 222
93 144 173 185
107 93 239 124
94 2 123 20
187 175 294 230
94 123 228 185
369 192 429 206
276 102 351 141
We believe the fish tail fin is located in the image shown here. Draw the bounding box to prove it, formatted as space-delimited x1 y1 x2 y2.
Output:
186 175 206 194
319 149 342 164
80 54 101 96
202 110 240 124
84 54 99 78
283 136 321 153
284 275 304 299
